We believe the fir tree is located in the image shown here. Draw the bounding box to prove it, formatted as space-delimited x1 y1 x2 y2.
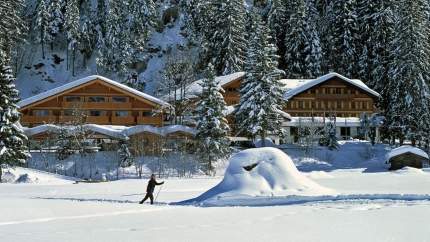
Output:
118 141 133 168
47 0 64 50
357 0 396 93
324 0 360 77
284 0 322 78
122 72 146 92
202 0 247 75
267 0 288 66
384 0 430 145
195 64 231 175
0 53 29 182
34 0 50 59
64 0 80 76
236 14 285 142
0 0 27 56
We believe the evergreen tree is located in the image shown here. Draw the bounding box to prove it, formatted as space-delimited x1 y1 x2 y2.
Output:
34 0 50 59
236 14 285 142
384 0 430 145
202 0 247 75
122 72 146 92
0 0 27 56
284 0 322 78
324 0 360 77
0 53 29 182
118 141 133 168
47 0 64 49
64 0 80 75
195 64 231 175
357 0 396 93
267 0 288 67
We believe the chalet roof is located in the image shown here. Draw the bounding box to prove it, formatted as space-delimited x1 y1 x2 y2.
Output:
23 124 196 140
281 73 381 100
386 145 429 161
161 72 245 101
18 75 171 109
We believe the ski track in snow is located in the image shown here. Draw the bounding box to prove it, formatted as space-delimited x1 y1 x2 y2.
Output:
0 207 170 227
176 194 430 207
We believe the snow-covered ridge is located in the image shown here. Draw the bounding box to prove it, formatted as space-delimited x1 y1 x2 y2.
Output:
386 145 429 161
23 124 196 139
18 75 172 108
282 72 381 100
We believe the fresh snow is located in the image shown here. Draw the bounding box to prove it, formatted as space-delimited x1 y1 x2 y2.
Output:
2 166 430 241
23 124 196 139
282 72 381 100
180 148 335 205
386 145 429 160
1 167 79 184
18 75 171 109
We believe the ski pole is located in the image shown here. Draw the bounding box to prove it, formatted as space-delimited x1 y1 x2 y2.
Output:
154 184 163 203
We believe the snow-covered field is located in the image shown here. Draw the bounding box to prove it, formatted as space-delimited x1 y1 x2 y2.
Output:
2 164 430 242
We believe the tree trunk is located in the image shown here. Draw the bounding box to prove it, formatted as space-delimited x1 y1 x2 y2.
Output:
72 48 76 76
0 166 2 183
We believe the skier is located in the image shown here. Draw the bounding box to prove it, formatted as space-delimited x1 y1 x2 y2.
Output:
139 174 164 204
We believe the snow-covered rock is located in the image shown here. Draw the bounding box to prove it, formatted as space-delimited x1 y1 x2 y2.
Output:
182 148 335 205
254 138 276 148
1 167 79 184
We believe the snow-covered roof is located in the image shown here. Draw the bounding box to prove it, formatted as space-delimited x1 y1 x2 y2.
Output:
282 73 381 100
386 145 429 161
285 117 363 127
18 75 171 109
23 124 196 139
161 72 245 101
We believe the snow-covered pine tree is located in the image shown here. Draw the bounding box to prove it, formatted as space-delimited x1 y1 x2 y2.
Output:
195 64 231 175
384 0 430 146
128 0 157 63
79 15 97 67
202 0 247 75
0 0 26 56
324 0 360 77
284 0 322 78
324 118 339 150
357 0 396 94
117 141 133 168
236 13 285 142
0 53 29 182
64 0 80 76
47 0 64 50
267 0 288 67
122 71 146 92
34 0 50 59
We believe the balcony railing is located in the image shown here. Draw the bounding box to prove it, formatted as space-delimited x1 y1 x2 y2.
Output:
21 115 58 124
86 116 110 124
111 116 136 125
62 101 132 109
137 116 162 126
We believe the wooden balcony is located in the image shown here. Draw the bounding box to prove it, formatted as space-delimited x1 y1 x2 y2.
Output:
62 101 132 109
86 116 110 124
21 115 58 124
111 116 136 125
137 116 162 126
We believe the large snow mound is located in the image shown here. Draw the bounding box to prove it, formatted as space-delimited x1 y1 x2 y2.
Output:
1 167 80 184
181 148 335 205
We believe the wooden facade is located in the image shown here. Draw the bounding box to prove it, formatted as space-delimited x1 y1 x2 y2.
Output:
283 76 379 118
389 152 429 170
222 78 241 106
19 77 168 127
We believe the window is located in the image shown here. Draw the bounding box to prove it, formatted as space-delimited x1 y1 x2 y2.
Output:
88 96 106 102
112 96 128 103
341 127 351 137
351 102 356 109
310 89 316 94
89 110 106 116
33 110 50 116
142 111 153 117
115 111 129 117
336 88 342 94
299 101 304 109
63 110 74 116
65 96 81 102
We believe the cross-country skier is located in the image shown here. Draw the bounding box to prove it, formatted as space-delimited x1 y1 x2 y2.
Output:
139 174 164 204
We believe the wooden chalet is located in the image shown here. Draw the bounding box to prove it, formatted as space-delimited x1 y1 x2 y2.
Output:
282 73 380 118
18 75 172 127
387 146 430 170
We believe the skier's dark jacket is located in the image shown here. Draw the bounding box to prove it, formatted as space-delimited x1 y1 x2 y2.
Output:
146 178 164 194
